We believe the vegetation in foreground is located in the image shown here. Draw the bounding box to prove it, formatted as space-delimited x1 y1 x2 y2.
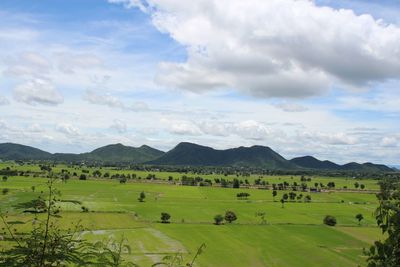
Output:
0 161 398 266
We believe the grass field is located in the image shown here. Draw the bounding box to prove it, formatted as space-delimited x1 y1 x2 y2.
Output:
0 162 383 266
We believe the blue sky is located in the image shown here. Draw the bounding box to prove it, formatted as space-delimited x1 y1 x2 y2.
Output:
0 0 399 165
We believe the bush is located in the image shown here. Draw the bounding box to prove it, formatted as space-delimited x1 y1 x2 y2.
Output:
224 211 237 223
323 215 337 226
214 214 224 225
161 212 171 223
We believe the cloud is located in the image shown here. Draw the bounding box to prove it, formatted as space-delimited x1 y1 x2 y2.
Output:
381 136 397 147
55 123 80 137
83 89 124 108
4 52 51 78
107 0 149 12
110 119 128 133
0 96 10 105
299 131 358 145
27 123 44 133
113 0 400 98
83 89 150 112
56 53 103 74
275 102 308 112
13 79 64 105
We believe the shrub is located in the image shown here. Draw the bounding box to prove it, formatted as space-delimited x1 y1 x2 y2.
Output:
214 214 224 225
323 215 337 226
161 212 171 223
224 211 237 223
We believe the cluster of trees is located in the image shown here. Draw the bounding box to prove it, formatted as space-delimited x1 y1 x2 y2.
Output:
214 211 237 225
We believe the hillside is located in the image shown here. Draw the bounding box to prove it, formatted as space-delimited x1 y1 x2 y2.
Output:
0 142 394 171
290 156 341 170
291 156 393 172
147 142 297 169
0 143 52 160
0 143 164 164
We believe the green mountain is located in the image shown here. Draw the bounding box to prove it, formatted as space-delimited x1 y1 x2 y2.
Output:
341 162 393 172
291 156 393 172
0 143 52 160
80 144 165 163
290 156 340 170
147 142 297 169
0 143 164 164
0 142 394 172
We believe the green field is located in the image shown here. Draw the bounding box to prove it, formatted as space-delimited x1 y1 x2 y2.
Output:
0 163 383 266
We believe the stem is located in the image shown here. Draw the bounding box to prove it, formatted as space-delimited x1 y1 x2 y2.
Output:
0 213 22 247
39 177 54 267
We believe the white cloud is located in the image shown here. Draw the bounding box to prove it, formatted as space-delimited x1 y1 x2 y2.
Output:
299 131 358 145
110 119 128 133
83 89 124 108
13 79 64 105
113 0 400 98
0 96 10 105
4 52 51 78
27 123 44 133
56 53 103 74
275 102 308 112
381 136 397 147
55 123 80 137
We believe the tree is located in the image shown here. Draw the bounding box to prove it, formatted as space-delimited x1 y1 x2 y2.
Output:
323 215 337 226
232 178 240 188
365 179 400 266
79 174 87 180
2 188 9 195
138 191 146 202
214 214 224 225
224 211 237 223
304 195 312 203
280 198 285 208
360 184 365 190
161 212 171 223
236 192 250 200
355 213 364 225
2 176 8 182
354 182 360 189
272 190 277 201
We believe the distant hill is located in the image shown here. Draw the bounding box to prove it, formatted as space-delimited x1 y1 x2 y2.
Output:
0 143 164 164
291 156 394 172
147 142 297 169
290 156 340 170
341 162 393 172
0 143 52 160
0 142 394 172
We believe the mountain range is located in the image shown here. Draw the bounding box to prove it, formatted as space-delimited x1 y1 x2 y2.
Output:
0 142 394 172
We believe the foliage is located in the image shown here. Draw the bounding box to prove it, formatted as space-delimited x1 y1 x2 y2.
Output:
161 212 171 223
214 214 224 225
138 191 146 202
355 213 364 225
365 179 400 266
224 211 237 223
0 177 138 267
323 215 337 226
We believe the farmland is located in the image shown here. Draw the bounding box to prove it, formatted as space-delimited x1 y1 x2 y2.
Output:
0 162 384 266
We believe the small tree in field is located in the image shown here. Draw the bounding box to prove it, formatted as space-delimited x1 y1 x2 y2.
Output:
323 215 337 226
280 198 285 208
161 212 171 223
214 214 224 225
355 213 364 225
138 191 146 202
224 211 237 223
272 190 277 201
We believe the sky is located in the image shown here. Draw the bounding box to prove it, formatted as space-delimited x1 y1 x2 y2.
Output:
0 0 399 165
